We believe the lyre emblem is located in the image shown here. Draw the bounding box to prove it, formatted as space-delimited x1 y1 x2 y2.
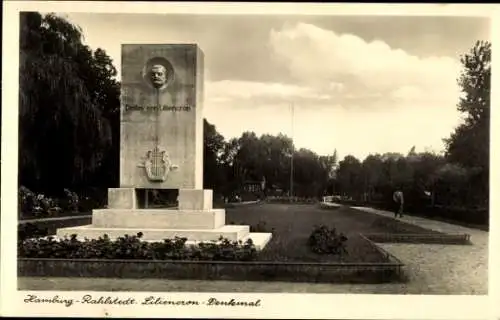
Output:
138 146 178 182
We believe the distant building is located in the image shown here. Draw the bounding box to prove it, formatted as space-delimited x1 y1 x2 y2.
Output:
243 180 262 193
265 184 285 197
239 180 263 201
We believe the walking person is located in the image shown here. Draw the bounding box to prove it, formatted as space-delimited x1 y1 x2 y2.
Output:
392 189 404 218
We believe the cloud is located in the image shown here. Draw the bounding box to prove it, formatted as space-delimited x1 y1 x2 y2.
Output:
206 80 339 104
204 22 464 160
269 23 461 108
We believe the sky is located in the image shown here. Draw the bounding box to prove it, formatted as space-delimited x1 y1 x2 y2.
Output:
62 13 490 161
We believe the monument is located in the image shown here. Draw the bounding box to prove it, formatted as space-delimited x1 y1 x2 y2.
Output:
56 44 272 249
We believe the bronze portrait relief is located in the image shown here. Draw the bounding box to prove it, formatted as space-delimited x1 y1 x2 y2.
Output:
142 56 175 91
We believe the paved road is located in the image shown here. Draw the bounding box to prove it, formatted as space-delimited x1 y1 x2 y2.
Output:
18 203 488 294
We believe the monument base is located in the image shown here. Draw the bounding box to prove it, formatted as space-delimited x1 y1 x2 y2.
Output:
56 188 272 251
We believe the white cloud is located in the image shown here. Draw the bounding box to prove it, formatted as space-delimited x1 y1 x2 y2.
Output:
206 80 333 101
204 23 464 160
269 23 461 95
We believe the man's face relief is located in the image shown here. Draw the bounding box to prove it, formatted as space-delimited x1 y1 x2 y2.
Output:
150 64 167 88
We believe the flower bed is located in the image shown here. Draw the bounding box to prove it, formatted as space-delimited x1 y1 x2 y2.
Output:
18 233 258 261
18 186 98 220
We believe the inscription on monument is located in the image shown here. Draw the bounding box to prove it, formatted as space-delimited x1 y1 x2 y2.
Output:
124 104 192 112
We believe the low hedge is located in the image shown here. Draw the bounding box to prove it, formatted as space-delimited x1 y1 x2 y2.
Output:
18 258 405 284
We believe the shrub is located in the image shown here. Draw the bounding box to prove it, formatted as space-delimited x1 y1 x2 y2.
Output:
17 233 258 261
63 188 79 213
18 186 98 219
18 186 35 218
307 225 348 256
18 186 56 219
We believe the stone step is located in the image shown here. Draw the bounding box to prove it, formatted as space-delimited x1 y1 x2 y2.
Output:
56 224 250 242
92 208 225 229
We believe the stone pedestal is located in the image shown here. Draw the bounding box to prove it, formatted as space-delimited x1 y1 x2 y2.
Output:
57 187 272 250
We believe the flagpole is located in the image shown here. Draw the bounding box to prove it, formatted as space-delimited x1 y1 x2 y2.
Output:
290 102 294 198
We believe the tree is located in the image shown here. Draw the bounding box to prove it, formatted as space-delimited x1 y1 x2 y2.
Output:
444 40 490 207
19 12 120 193
335 155 363 199
203 119 227 196
433 163 472 207
361 154 384 201
319 150 338 194
294 148 323 197
260 133 294 193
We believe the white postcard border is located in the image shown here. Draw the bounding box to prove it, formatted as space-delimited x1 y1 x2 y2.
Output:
2 2 499 319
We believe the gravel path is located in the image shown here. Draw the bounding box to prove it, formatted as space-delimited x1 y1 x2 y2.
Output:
351 206 488 295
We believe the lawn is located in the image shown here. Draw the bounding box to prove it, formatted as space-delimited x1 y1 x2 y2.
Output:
226 203 442 263
19 210 93 221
